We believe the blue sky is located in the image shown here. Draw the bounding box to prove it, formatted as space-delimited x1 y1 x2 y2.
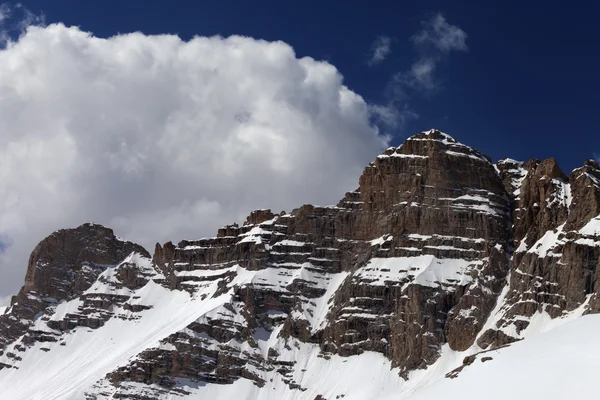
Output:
18 0 600 172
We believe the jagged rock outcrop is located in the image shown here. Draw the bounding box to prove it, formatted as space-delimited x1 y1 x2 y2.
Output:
0 129 599 400
478 158 600 349
0 223 149 364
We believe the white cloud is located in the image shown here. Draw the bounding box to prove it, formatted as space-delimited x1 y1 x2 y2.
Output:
412 13 468 53
0 24 389 298
404 58 437 91
0 2 45 46
0 3 11 44
368 35 392 66
389 13 467 97
0 3 10 23
372 13 467 135
369 104 417 131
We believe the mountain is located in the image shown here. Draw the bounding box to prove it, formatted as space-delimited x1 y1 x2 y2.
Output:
0 129 599 399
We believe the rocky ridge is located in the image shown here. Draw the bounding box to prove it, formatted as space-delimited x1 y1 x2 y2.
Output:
0 129 598 400
0 224 149 365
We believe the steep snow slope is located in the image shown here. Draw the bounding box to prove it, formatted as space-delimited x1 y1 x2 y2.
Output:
409 314 600 400
0 275 230 399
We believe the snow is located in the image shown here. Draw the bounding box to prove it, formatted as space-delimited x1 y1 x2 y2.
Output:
443 150 489 163
241 226 269 237
182 245 209 250
527 223 565 257
154 346 411 400
276 239 309 247
0 279 229 400
258 217 278 226
407 314 600 400
406 233 431 240
575 238 600 247
517 295 591 338
377 153 428 159
50 298 84 321
237 226 270 244
546 178 572 210
370 234 393 246
396 246 422 252
406 234 485 244
563 180 573 208
391 153 428 159
583 171 600 186
174 265 238 277
497 158 522 165
355 255 473 289
438 194 507 217
417 129 462 146
496 158 527 199
580 215 600 236
422 245 476 252
515 235 529 253
309 271 349 332
395 130 489 164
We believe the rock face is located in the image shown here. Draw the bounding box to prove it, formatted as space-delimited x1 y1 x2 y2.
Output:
0 129 598 400
0 223 149 360
479 158 600 348
322 130 511 373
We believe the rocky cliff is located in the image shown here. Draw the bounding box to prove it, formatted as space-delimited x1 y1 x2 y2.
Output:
0 224 149 360
0 129 598 400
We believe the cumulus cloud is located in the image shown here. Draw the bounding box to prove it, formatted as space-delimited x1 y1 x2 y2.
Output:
0 23 389 300
367 35 392 66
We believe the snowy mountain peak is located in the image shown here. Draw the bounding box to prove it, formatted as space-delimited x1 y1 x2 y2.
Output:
423 128 455 140
378 129 492 165
496 157 523 166
583 158 600 170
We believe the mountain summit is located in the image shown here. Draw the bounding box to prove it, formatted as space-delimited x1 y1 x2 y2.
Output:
1 130 599 399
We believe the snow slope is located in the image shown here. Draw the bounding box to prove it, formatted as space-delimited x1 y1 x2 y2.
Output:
0 281 229 399
408 314 600 400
